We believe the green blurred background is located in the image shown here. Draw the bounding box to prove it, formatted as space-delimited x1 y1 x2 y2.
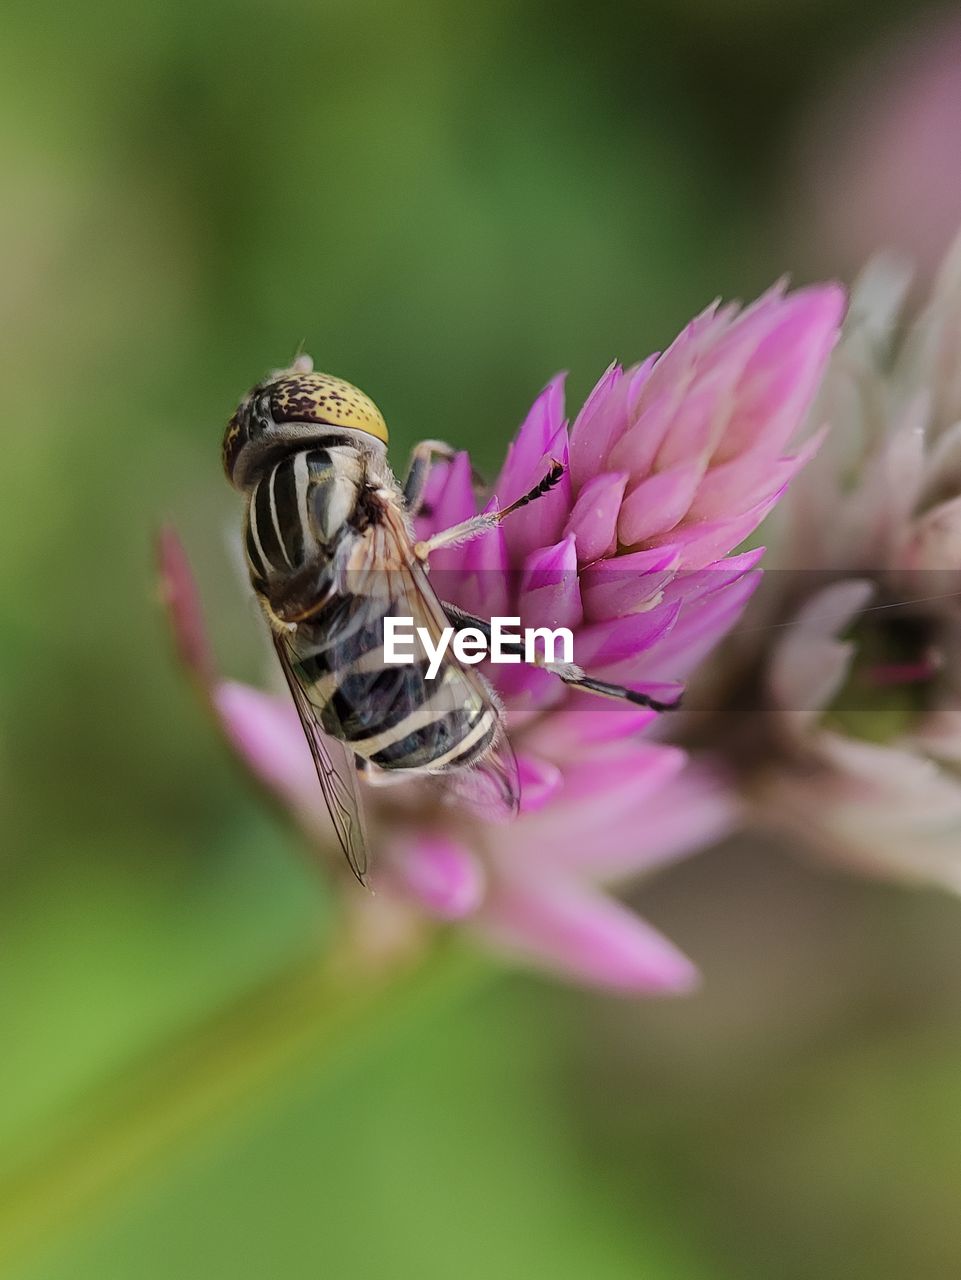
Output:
4 1 961 1276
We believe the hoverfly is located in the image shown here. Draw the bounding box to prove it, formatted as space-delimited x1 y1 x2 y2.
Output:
223 356 678 884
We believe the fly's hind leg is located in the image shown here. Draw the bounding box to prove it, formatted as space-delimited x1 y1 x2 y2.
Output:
414 460 566 560
439 603 682 713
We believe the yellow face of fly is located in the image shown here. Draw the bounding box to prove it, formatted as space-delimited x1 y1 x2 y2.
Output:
271 371 389 445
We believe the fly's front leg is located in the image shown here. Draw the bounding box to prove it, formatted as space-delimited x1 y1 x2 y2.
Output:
403 440 489 517
403 440 459 515
414 460 566 560
439 602 682 713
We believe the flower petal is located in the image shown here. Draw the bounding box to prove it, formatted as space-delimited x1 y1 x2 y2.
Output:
157 526 216 686
555 741 687 805
570 359 657 489
519 534 583 631
650 364 747 471
214 681 331 836
635 564 762 683
494 376 572 562
564 471 629 563
574 600 682 669
711 284 845 464
496 745 689 884
645 486 789 569
687 425 828 521
516 753 564 812
768 579 876 720
474 876 700 994
494 374 567 500
461 520 512 618
910 710 961 765
502 426 573 564
523 761 739 880
414 451 477 569
579 547 680 621
385 833 485 919
617 459 706 546
521 703 658 755
899 492 961 570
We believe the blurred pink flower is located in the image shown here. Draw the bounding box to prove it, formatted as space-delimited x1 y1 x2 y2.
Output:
795 12 961 285
162 280 843 993
723 236 961 887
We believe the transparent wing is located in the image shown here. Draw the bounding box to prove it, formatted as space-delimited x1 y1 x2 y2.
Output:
271 630 371 885
372 507 521 821
434 724 520 823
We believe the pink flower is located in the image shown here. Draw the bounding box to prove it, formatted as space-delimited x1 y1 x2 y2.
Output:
710 235 961 889
161 279 842 993
794 12 961 288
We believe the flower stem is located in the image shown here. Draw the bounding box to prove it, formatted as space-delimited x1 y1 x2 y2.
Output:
0 936 489 1274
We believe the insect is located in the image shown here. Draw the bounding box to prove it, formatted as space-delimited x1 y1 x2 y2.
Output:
223 355 679 884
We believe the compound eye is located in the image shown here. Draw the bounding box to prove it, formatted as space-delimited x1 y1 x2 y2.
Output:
222 408 247 480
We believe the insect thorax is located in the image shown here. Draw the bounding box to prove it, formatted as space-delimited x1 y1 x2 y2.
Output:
243 443 370 591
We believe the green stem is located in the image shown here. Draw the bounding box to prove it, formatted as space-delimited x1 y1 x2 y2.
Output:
0 936 490 1274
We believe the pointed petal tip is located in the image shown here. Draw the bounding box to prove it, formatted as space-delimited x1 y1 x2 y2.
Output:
759 281 848 357
155 524 215 686
651 955 702 997
516 753 564 812
795 279 848 334
391 834 486 920
734 277 846 352
521 531 578 579
476 877 701 996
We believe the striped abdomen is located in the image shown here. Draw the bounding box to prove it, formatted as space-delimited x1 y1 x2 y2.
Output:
286 593 499 774
245 445 499 775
